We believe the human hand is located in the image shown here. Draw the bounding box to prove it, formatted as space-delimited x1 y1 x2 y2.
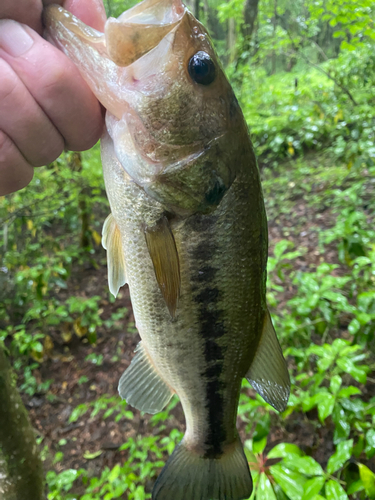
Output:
0 0 107 196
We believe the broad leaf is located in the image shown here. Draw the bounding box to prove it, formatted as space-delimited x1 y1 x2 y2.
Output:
330 375 342 394
365 429 375 459
318 393 335 422
258 472 277 500
358 463 375 499
302 476 326 500
327 440 353 474
267 443 304 459
332 406 350 444
336 358 367 384
270 464 306 500
325 480 348 500
337 386 361 398
282 456 324 477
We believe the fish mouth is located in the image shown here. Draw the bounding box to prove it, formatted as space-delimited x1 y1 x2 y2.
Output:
105 0 186 66
44 0 186 67
44 1 189 119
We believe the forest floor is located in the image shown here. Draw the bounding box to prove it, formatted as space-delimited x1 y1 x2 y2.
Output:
21 154 375 496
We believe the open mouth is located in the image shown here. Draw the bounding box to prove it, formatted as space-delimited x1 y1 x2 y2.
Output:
43 0 187 119
105 0 185 66
44 0 186 66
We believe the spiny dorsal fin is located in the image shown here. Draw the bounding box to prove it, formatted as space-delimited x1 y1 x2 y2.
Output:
102 214 126 297
246 310 290 412
145 217 180 318
118 341 173 414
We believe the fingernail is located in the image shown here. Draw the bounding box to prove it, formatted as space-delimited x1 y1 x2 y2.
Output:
0 20 34 57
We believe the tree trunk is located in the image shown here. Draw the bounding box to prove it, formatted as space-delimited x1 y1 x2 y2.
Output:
0 347 44 500
236 0 259 71
241 0 259 42
271 0 278 74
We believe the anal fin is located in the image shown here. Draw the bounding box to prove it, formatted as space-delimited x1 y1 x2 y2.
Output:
102 213 126 297
118 342 173 414
246 310 290 412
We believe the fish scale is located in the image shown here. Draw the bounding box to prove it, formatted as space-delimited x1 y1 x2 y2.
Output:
44 1 290 498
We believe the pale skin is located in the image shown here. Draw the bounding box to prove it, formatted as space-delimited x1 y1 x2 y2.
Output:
0 0 107 196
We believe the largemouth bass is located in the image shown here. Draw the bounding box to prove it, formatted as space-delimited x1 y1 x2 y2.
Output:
44 1 290 499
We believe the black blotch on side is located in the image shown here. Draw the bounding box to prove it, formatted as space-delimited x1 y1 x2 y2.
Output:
204 339 224 362
185 213 218 232
190 223 226 458
205 178 227 206
204 361 224 379
204 380 227 458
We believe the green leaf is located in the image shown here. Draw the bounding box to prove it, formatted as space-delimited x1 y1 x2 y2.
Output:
332 406 350 444
282 456 324 477
270 464 306 500
337 386 361 398
83 450 102 460
267 443 304 459
358 463 375 499
330 375 342 395
325 480 348 500
302 392 327 412
348 318 360 334
258 472 277 500
253 436 267 454
353 435 364 458
365 429 375 459
327 440 353 474
318 394 335 422
69 404 89 423
336 358 367 384
302 477 325 500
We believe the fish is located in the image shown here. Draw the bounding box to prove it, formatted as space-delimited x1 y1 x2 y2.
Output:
44 1 290 499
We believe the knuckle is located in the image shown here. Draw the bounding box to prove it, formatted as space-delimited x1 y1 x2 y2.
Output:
0 130 13 161
0 61 20 103
37 55 77 97
36 140 64 167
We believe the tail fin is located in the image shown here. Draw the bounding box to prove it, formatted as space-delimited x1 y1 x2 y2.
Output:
152 436 252 500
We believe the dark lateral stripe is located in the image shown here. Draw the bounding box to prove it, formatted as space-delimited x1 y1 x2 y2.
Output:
204 361 224 378
189 214 226 458
204 380 226 458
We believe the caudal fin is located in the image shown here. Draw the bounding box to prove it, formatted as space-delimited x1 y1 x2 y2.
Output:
152 437 252 500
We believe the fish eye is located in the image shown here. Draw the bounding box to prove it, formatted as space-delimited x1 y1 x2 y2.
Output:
188 51 216 86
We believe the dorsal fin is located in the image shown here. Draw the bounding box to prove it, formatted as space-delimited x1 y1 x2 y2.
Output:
246 310 290 412
144 217 180 318
102 214 127 297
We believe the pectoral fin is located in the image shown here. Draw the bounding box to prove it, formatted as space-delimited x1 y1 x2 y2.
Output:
118 342 173 414
102 214 126 297
145 217 180 318
246 310 290 412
